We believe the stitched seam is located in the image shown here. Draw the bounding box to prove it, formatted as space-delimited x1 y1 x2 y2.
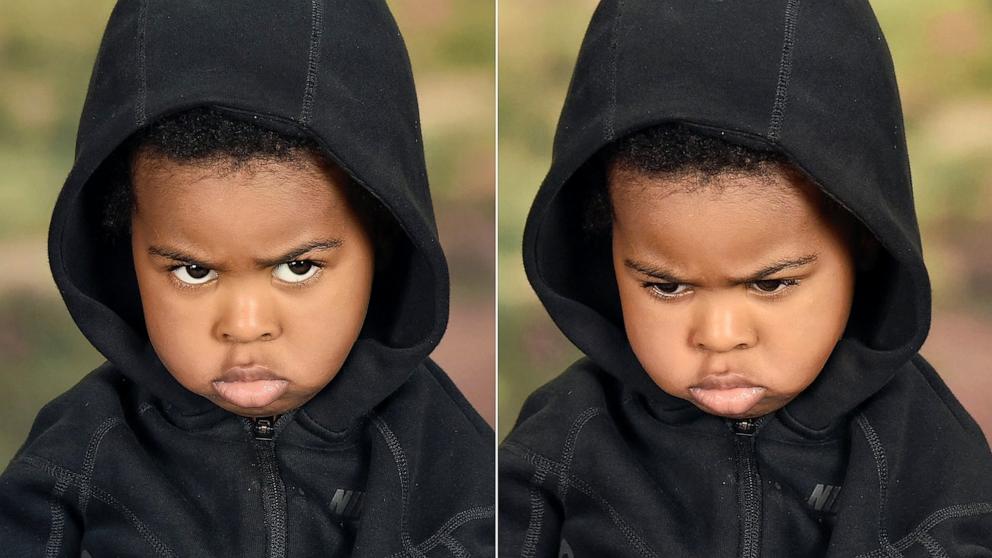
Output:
79 417 123 517
135 0 149 127
558 407 602 504
604 0 626 141
372 415 424 558
767 0 801 141
441 535 470 558
891 503 992 551
915 533 946 558
504 443 659 558
21 455 176 558
854 502 992 558
384 506 495 558
44 476 71 558
856 414 901 557
299 0 323 124
520 465 549 558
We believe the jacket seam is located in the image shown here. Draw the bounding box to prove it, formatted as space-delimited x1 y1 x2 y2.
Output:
441 534 470 558
503 442 659 558
855 413 901 557
557 407 603 504
520 463 550 558
767 0 801 141
19 455 177 558
44 475 71 558
604 0 625 141
135 0 149 127
299 0 323 124
384 505 495 558
372 413 424 558
860 502 992 557
78 417 123 517
915 532 947 558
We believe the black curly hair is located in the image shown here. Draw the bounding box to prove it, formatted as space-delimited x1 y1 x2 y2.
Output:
584 123 859 242
101 106 388 243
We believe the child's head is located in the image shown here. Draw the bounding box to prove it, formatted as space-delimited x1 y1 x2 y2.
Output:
104 107 381 417
598 124 874 419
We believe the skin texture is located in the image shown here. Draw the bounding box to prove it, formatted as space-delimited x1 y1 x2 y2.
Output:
130 151 375 417
609 164 857 419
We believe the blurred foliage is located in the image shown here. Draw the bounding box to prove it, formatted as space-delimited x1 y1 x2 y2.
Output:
498 0 992 440
0 1 495 464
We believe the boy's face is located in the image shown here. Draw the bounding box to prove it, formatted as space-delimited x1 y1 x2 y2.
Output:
609 165 856 419
130 153 375 417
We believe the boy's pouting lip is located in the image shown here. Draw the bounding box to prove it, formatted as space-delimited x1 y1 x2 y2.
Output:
130 149 374 417
609 164 857 419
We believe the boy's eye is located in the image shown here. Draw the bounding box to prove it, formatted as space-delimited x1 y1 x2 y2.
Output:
171 264 217 285
272 260 321 283
647 282 691 298
750 279 798 294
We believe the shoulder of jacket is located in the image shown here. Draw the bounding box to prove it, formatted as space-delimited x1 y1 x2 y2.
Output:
501 358 620 458
11 362 138 474
374 360 494 444
902 353 990 447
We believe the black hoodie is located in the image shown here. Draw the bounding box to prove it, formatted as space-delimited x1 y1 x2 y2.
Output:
0 1 493 556
500 1 992 556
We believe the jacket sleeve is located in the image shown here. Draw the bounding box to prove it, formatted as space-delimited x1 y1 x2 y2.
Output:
0 456 83 557
499 442 565 558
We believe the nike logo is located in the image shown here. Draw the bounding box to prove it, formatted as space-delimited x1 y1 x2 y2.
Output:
807 483 842 513
329 488 365 518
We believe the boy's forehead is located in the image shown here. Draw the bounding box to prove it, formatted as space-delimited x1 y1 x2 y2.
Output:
131 157 357 249
132 155 348 210
609 171 839 277
608 167 821 224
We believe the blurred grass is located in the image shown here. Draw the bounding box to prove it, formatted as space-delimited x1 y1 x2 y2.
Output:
498 0 992 440
0 0 495 464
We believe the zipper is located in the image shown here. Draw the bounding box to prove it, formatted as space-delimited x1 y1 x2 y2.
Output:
251 415 277 440
730 417 764 558
247 415 288 558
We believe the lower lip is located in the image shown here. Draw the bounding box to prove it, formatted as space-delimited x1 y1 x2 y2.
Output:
212 380 289 409
688 386 766 417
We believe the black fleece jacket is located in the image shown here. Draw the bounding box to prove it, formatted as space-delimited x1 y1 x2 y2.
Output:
500 1 992 556
0 1 493 556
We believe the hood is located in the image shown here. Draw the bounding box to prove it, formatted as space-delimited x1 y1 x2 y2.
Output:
49 0 448 431
523 0 931 432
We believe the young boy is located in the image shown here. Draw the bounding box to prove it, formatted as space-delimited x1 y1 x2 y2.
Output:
500 1 992 556
0 1 493 556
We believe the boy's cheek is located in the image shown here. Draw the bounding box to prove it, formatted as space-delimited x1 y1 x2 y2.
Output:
616 286 696 397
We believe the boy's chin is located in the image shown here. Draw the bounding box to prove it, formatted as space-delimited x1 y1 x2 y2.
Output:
207 392 300 418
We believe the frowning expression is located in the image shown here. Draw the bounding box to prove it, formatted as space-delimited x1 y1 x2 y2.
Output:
130 152 374 417
610 165 856 419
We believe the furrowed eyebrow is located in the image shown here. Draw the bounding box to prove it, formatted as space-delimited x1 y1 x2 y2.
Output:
147 246 215 268
148 238 343 270
255 239 343 268
746 254 818 281
624 254 818 285
624 259 683 283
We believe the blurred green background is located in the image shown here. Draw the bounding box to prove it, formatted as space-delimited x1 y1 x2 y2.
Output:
0 0 494 466
499 0 992 441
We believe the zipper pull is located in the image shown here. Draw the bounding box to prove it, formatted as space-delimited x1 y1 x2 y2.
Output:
731 418 757 436
251 416 277 440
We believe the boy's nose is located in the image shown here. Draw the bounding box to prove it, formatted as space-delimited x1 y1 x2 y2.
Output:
690 299 756 353
214 290 281 343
